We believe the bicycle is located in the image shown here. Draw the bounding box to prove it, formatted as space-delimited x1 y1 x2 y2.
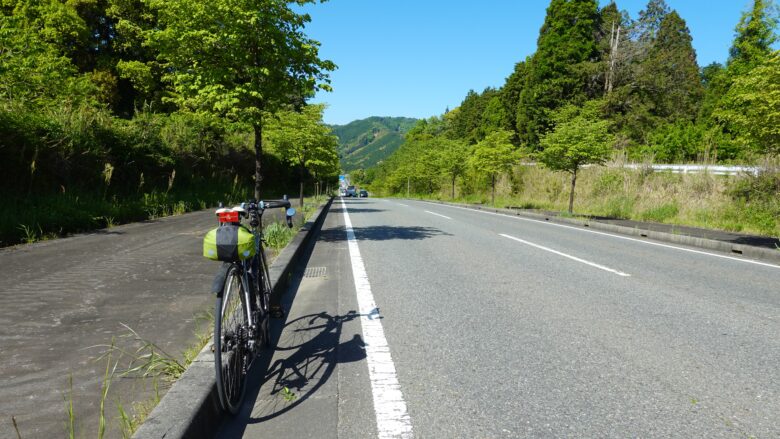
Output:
203 198 295 414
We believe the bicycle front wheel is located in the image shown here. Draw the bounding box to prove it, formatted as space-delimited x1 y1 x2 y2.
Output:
214 265 248 414
258 252 273 348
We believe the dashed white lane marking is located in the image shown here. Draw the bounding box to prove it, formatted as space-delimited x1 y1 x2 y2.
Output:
397 203 409 207
341 198 414 439
424 210 452 220
426 201 780 270
500 233 632 277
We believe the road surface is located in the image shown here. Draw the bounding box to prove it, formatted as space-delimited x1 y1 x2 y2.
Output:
222 197 779 438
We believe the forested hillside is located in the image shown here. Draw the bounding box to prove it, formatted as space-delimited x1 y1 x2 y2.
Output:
0 0 339 246
368 0 779 237
331 116 418 171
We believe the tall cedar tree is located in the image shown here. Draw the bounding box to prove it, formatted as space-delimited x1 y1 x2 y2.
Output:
640 11 703 125
727 0 779 75
499 60 527 143
635 0 670 43
516 0 601 148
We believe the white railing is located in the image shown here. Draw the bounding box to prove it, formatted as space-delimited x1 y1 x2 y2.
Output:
619 163 760 176
520 162 761 176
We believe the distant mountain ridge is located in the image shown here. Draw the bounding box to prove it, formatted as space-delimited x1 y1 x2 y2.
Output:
330 116 418 171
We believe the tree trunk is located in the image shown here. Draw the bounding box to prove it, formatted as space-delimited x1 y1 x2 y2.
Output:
253 120 263 201
451 175 456 199
299 165 305 209
491 174 496 206
568 168 577 214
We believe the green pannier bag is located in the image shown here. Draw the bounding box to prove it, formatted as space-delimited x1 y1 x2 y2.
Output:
203 224 256 262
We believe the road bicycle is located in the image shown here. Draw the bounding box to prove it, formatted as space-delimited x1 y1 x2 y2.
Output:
204 198 295 414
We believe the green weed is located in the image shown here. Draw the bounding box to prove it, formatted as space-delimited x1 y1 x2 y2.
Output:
65 375 75 439
639 203 679 223
17 224 40 244
281 386 297 402
264 222 296 250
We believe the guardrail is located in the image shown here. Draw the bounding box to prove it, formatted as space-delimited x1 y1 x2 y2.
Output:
520 162 761 176
619 163 760 176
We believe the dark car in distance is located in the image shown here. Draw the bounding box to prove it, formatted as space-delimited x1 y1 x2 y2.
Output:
359 189 368 198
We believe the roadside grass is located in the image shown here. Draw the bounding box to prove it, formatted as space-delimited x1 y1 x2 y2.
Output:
0 179 251 247
390 164 779 239
52 196 328 438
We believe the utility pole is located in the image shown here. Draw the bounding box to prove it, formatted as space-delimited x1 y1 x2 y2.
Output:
407 176 410 198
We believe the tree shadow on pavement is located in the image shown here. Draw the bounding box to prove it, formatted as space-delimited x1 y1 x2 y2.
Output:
319 225 451 242
336 208 386 213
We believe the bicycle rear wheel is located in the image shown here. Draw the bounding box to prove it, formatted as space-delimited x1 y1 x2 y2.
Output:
214 265 248 414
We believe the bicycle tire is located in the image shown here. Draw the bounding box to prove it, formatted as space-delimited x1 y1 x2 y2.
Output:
214 265 248 414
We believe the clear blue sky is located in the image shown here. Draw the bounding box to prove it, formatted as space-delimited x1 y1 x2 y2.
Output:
299 1 760 125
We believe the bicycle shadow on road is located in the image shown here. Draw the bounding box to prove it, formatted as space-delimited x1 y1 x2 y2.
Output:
249 311 367 423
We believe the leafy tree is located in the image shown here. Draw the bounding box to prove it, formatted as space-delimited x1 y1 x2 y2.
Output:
538 101 614 213
715 52 780 155
266 104 339 207
437 138 470 199
469 130 518 205
0 9 94 107
517 0 601 148
148 0 335 200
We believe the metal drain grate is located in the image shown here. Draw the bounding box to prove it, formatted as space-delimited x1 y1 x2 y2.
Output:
304 267 327 278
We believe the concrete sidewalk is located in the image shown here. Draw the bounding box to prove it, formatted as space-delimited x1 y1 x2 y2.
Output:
216 201 376 439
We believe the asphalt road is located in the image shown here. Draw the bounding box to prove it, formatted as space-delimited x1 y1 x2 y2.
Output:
226 197 779 438
0 204 294 439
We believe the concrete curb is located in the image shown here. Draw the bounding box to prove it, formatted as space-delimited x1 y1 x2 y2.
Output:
421 199 780 265
132 196 334 439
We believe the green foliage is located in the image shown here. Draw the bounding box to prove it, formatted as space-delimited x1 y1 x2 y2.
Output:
470 130 519 203
539 100 614 212
727 0 779 75
639 202 679 222
263 221 296 250
266 104 340 202
638 11 703 125
715 52 780 154
517 0 601 147
470 130 518 178
148 0 334 124
147 0 334 198
538 101 614 174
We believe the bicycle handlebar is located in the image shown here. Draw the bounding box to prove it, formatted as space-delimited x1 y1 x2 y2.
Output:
257 199 291 210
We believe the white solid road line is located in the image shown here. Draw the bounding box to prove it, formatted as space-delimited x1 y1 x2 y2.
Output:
425 201 780 270
424 210 452 220
341 198 414 439
501 233 632 277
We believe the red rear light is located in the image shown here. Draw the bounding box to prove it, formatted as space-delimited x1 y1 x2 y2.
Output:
218 211 240 223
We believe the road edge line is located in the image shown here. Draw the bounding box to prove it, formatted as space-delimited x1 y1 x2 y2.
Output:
341 198 414 439
416 199 780 268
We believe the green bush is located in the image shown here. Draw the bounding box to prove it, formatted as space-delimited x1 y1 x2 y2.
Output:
592 170 625 196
